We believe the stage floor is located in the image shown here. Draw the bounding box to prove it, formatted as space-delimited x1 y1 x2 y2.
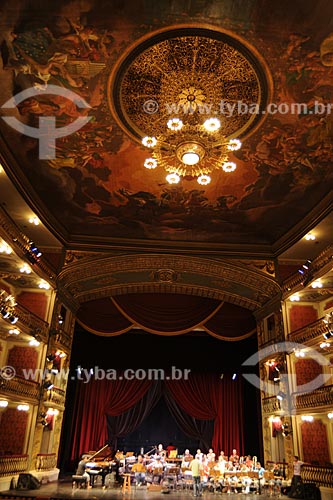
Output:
0 477 287 500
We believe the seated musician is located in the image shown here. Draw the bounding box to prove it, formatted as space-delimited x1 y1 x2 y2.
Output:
272 463 283 492
157 443 166 459
181 449 193 468
148 455 164 484
245 455 254 469
75 455 91 487
206 448 215 464
229 448 240 466
201 455 210 485
240 463 252 494
131 454 147 487
218 451 228 463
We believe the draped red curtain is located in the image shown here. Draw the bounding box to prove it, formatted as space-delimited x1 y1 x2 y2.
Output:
76 295 256 341
70 377 152 461
70 373 244 462
165 373 244 455
112 294 221 334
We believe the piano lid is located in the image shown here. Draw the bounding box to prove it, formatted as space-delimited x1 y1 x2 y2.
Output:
88 444 112 461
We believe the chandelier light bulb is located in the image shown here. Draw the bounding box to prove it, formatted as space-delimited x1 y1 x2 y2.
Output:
167 118 183 131
197 174 211 185
228 138 242 151
142 136 157 148
144 158 158 169
305 233 316 241
203 118 221 132
166 173 180 184
182 151 200 165
222 161 237 172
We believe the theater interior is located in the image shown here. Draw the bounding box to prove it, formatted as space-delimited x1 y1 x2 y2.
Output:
0 1 332 499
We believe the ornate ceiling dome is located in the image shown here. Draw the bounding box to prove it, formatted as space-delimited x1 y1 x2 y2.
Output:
108 25 272 142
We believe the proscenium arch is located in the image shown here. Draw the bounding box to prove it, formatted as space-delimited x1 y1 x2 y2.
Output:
58 253 282 311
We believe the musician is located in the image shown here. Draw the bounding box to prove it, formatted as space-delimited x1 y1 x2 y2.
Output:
149 455 164 484
156 443 166 459
245 455 254 469
229 449 240 465
181 449 193 468
131 454 147 487
206 448 215 464
218 451 228 463
195 449 204 462
75 455 91 487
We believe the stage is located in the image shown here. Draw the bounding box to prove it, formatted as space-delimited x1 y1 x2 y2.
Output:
0 476 287 500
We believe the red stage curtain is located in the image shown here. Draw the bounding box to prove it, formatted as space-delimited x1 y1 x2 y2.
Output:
70 377 152 461
76 294 256 341
203 303 256 341
112 294 221 334
76 298 133 335
165 373 244 455
107 383 162 449
164 389 213 451
70 373 244 463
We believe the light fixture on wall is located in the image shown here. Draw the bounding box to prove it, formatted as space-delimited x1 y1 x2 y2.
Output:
301 415 314 422
281 422 292 437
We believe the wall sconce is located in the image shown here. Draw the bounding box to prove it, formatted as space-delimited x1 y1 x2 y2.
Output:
282 422 292 437
39 411 48 426
301 415 314 422
17 404 29 411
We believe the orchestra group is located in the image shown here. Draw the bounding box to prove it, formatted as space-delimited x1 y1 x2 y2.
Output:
75 443 286 495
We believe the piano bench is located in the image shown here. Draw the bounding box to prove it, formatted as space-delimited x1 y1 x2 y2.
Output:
72 475 88 489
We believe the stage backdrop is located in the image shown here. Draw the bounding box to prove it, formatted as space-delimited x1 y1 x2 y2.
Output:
70 372 244 461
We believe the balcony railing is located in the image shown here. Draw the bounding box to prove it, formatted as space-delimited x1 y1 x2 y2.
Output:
293 384 333 410
15 302 49 343
53 327 72 352
288 317 329 344
0 375 40 401
262 396 281 414
36 453 57 471
282 245 333 295
47 386 65 407
0 454 28 476
302 464 333 488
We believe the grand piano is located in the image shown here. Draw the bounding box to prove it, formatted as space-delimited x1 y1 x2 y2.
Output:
85 444 116 487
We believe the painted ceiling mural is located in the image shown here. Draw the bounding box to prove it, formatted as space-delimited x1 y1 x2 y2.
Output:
0 0 333 248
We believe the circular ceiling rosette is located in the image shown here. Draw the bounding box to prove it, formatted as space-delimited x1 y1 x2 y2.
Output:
108 25 272 143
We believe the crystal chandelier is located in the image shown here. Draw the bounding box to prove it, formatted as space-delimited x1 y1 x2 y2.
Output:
141 115 241 186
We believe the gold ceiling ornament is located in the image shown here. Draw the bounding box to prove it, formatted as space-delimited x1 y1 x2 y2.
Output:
108 25 271 185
